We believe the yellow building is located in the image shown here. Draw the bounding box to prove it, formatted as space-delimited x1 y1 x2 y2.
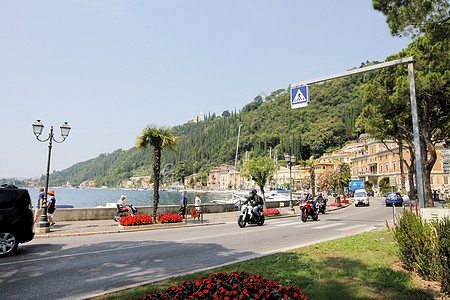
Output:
350 140 449 193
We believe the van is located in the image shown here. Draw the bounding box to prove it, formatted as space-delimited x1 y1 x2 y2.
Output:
0 184 35 256
353 189 369 207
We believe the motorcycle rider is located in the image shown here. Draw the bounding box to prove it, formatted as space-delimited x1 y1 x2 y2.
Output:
243 189 264 219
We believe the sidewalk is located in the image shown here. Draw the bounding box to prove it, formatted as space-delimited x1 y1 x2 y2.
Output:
34 203 349 238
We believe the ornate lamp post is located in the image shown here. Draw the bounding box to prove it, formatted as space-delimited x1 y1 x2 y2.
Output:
32 120 71 233
336 166 341 203
284 153 296 211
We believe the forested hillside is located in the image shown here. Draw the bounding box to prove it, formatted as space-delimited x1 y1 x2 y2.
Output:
48 63 378 187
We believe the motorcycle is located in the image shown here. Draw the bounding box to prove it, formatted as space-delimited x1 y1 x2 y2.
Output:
237 204 265 227
316 195 327 214
114 204 138 222
299 197 319 222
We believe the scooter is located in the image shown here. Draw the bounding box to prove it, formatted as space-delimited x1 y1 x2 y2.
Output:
114 204 138 222
299 198 319 222
237 204 264 228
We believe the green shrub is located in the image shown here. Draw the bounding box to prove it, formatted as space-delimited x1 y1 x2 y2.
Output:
432 217 450 293
389 210 438 281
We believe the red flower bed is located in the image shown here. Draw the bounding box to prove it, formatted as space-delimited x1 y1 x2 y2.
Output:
341 199 349 204
330 202 341 207
263 208 280 216
120 214 153 226
157 213 183 223
136 271 308 300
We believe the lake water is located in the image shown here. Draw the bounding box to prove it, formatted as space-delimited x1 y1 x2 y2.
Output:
26 188 231 208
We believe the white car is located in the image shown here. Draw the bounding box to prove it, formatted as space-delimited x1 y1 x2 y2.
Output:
354 189 369 207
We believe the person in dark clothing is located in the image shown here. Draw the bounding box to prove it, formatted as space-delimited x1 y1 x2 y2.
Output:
243 189 263 218
47 190 56 226
180 190 188 218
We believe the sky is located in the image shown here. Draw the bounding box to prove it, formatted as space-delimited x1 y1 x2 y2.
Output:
0 0 413 178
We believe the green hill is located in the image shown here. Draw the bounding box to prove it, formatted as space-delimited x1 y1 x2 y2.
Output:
48 63 378 187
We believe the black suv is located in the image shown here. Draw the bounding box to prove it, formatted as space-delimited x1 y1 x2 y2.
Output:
0 184 35 256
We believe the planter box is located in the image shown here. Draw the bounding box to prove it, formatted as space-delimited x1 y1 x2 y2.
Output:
420 208 450 221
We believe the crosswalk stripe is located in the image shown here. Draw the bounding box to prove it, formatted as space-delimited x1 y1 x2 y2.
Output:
335 224 366 231
312 223 345 229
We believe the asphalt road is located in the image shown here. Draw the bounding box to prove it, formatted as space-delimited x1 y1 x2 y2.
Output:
0 197 400 300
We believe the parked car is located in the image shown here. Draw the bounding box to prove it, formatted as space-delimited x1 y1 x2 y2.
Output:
0 184 35 256
354 189 369 207
385 192 403 207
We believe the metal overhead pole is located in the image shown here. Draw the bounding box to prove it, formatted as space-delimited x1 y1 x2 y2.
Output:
234 124 242 191
290 56 424 208
408 62 425 208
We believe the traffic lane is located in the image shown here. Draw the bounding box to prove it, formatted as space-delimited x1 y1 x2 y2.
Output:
1 222 364 300
1 201 394 299
5 199 392 270
1 235 258 300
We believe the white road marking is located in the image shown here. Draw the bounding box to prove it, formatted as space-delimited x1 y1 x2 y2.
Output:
311 223 345 229
335 224 366 231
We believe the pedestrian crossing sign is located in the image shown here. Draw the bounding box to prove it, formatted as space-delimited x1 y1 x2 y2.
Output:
291 85 309 109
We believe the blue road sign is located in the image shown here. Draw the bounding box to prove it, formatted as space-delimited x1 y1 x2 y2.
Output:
349 180 364 191
291 85 309 109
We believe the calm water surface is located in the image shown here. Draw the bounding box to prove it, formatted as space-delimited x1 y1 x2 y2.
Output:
26 188 228 208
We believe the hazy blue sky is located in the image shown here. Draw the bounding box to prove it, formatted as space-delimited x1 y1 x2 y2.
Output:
0 1 412 178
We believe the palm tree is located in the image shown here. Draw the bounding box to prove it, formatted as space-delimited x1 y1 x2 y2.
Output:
136 125 179 220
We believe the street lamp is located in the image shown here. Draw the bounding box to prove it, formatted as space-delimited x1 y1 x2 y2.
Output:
336 167 341 203
284 153 296 211
233 124 242 191
32 120 71 233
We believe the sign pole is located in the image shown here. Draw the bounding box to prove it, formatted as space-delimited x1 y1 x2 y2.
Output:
290 57 425 208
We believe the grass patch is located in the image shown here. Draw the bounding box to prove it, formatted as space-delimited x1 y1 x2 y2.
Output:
96 230 440 300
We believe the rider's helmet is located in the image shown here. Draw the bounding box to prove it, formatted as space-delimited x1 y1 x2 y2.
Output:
250 189 257 196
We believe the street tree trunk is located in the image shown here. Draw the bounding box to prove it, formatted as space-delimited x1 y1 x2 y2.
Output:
153 148 161 220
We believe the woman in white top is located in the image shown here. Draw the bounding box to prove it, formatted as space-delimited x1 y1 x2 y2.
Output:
194 192 201 220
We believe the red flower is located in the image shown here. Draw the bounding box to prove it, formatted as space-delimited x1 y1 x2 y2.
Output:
119 214 153 226
134 271 307 300
156 213 183 223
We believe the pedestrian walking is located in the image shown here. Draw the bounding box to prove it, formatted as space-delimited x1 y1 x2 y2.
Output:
180 190 188 218
47 190 56 226
194 192 201 221
34 187 44 223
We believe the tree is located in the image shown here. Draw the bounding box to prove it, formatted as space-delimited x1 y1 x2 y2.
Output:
365 180 374 191
136 125 179 220
316 169 340 193
338 162 352 193
379 176 391 193
241 156 276 208
302 156 320 197
174 161 192 183
373 0 450 39
361 34 449 206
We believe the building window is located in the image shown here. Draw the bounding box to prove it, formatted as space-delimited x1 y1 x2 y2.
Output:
380 165 383 173
386 162 389 172
393 161 396 171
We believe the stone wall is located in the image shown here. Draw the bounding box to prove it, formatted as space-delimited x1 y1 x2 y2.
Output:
40 201 293 221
